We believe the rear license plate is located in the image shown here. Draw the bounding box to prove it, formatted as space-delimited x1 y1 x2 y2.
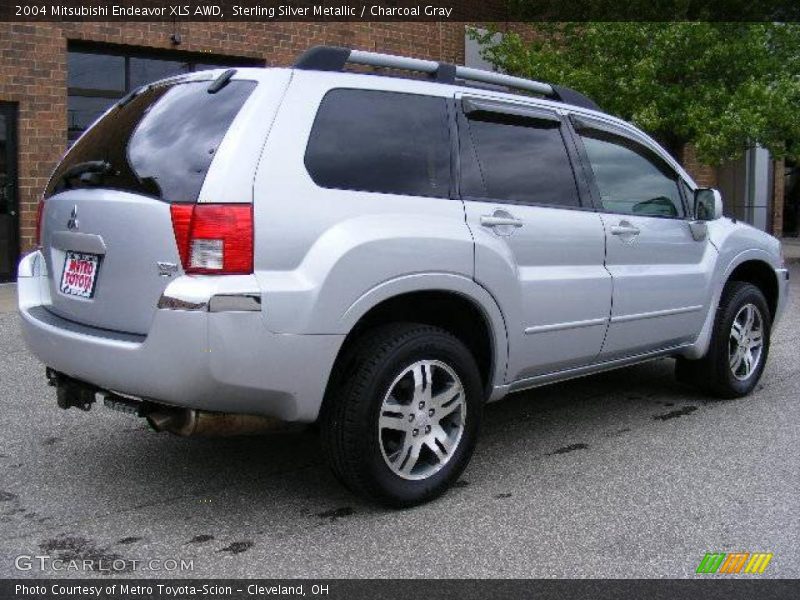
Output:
60 251 100 298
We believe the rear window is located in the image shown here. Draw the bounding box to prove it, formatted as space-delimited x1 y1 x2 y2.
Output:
46 79 256 203
304 89 450 198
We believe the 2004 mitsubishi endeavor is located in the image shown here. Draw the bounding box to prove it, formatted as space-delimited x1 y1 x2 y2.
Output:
18 46 790 506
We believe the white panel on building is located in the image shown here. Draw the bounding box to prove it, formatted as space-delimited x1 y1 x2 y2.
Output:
464 27 503 71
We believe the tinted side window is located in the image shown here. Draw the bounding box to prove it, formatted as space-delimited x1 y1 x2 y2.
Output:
578 129 684 218
305 89 450 198
460 113 580 207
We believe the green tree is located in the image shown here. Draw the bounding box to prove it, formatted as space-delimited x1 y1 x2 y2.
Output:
471 23 800 164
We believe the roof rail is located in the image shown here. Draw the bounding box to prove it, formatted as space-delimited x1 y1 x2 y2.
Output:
293 46 600 111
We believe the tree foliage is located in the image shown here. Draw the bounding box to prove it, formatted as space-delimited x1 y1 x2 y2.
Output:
472 23 800 164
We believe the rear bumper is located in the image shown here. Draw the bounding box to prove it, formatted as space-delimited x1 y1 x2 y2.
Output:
17 251 343 422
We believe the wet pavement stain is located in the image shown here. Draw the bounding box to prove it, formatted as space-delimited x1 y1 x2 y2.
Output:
218 541 253 555
0 491 17 502
494 493 513 499
116 536 142 545
39 534 129 570
607 428 632 438
316 507 355 521
653 406 698 421
188 534 215 544
547 443 589 456
453 480 470 488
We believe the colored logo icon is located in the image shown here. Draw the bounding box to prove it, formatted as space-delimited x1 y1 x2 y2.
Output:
696 552 773 574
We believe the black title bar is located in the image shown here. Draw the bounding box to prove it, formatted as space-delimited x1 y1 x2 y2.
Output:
4 579 800 600
1 0 799 22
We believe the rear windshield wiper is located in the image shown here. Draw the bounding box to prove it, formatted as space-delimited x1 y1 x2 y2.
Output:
117 85 145 108
208 69 236 94
60 160 116 188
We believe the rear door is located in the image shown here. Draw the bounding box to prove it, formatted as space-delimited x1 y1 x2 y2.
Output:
457 96 611 381
569 116 713 358
40 75 259 334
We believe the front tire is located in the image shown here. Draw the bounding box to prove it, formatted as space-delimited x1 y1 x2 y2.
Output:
676 281 771 398
320 323 483 507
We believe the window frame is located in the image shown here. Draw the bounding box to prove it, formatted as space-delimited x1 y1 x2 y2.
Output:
679 178 697 218
566 114 690 219
454 95 593 211
303 87 454 200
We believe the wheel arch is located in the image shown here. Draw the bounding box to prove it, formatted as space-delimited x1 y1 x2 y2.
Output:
331 274 509 399
681 249 780 360
726 259 779 321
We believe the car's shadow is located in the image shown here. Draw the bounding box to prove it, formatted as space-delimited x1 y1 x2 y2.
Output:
75 356 725 520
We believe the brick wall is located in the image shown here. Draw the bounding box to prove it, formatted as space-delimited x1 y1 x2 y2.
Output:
0 21 468 253
678 143 718 189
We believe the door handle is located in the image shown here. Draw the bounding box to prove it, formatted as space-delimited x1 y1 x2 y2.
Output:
480 215 524 228
610 223 641 236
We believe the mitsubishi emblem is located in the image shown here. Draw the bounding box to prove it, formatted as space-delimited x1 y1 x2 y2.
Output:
67 205 79 231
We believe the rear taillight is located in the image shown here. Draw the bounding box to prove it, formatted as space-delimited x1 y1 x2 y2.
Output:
35 197 46 247
169 204 253 274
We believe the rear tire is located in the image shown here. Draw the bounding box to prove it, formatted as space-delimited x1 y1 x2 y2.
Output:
676 281 771 399
320 323 483 507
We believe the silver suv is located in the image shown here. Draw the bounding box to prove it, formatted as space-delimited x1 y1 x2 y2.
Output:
18 46 790 506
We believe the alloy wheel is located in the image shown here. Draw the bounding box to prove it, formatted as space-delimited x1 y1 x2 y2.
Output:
378 360 466 481
728 303 764 381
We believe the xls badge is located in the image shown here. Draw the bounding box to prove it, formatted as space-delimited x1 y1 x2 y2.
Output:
157 262 179 277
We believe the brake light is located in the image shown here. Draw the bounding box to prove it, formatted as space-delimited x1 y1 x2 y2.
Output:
35 197 46 247
169 204 253 274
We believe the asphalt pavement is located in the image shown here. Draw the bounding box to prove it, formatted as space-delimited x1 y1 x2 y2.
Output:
0 269 797 579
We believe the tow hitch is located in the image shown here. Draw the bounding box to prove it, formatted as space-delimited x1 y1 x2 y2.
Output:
46 368 97 411
46 368 152 415
44 368 294 437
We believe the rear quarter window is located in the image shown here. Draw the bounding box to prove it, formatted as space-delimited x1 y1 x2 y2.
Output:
46 79 256 203
304 89 451 198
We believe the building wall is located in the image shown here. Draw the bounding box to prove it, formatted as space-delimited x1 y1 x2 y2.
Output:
0 21 467 253
772 158 785 237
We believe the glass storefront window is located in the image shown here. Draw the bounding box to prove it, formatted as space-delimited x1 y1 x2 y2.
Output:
129 57 192 89
68 52 126 91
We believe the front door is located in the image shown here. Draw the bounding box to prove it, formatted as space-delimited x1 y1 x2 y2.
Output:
570 116 714 359
0 102 19 282
457 96 611 382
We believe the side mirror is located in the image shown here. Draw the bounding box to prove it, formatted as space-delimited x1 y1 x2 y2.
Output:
694 188 723 221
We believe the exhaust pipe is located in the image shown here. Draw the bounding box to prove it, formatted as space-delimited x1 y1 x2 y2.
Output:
146 408 294 437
